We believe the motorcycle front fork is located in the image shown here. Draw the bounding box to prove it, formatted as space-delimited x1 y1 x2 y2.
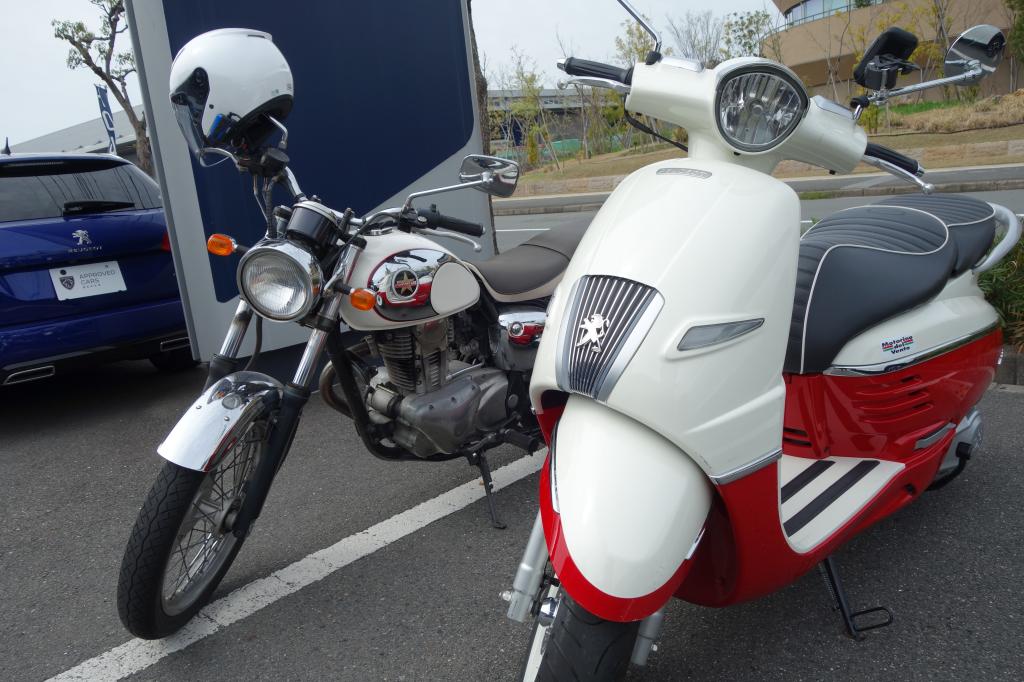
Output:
205 297 345 538
505 512 666 667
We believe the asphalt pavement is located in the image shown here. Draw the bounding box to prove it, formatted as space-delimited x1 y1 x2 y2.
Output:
2 188 1023 681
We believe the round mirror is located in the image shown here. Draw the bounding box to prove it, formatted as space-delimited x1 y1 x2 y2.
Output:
945 25 1005 85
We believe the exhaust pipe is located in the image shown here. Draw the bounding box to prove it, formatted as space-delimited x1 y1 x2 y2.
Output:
3 365 56 385
159 337 191 352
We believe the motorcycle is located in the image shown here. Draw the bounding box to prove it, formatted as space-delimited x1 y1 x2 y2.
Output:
116 29 572 639
504 3 1020 679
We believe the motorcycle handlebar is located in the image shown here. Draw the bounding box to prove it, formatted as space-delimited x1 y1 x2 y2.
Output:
864 142 922 177
560 57 633 85
418 205 485 238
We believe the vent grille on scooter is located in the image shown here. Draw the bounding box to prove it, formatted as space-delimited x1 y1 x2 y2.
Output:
556 275 663 401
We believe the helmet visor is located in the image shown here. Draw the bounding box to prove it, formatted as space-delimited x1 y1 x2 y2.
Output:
171 98 205 156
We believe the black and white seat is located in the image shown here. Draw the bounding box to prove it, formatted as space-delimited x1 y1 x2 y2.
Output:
785 194 997 374
466 222 588 303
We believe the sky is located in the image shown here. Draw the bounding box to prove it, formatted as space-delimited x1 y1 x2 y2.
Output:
3 0 771 145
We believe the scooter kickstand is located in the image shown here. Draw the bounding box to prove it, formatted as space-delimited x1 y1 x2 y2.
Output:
818 556 893 640
469 452 506 530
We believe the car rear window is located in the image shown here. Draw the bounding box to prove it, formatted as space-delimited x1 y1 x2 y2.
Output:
0 158 162 223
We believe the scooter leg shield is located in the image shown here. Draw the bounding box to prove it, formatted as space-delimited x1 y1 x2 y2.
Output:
157 371 282 471
540 396 713 622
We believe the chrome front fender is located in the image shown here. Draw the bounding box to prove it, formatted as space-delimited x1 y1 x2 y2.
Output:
157 371 283 471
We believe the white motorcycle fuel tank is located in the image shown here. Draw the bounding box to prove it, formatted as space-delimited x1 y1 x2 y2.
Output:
339 229 481 331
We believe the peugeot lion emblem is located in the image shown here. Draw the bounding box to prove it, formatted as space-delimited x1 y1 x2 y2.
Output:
72 229 92 246
59 270 75 290
575 313 609 353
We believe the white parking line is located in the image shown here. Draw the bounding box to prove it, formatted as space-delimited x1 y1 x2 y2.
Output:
47 454 545 682
496 228 550 232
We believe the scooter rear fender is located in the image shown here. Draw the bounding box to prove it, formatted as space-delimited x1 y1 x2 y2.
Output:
540 395 713 622
158 371 282 471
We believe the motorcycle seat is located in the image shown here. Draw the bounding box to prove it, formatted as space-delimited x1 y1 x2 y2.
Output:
467 221 588 302
785 198 972 374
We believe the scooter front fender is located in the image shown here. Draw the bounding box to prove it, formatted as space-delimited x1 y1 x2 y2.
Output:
540 395 713 622
157 371 282 471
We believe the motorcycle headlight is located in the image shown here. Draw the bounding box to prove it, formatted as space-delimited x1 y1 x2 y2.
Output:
715 65 808 153
237 240 322 321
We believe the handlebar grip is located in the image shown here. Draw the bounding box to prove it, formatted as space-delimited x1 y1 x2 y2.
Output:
420 205 485 238
865 142 922 176
561 57 633 85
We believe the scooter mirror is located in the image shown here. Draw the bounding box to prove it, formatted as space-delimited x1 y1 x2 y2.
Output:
458 154 520 198
945 25 1005 85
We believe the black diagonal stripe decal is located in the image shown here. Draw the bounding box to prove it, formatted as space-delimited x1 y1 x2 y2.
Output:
784 460 880 537
781 460 835 504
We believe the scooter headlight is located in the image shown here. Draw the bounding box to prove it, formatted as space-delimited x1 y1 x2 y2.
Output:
237 240 322 321
715 65 808 153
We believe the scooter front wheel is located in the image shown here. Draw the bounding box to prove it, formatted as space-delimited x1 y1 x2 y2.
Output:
116 417 266 639
522 590 639 682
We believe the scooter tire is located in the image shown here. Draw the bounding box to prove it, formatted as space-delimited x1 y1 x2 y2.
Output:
116 461 247 639
535 593 640 682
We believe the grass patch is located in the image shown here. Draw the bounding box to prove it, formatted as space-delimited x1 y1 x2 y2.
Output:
799 191 838 200
888 100 962 116
980 238 1024 351
886 90 1024 134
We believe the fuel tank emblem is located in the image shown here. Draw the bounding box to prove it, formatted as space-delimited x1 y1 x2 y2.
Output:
391 269 419 298
576 314 608 352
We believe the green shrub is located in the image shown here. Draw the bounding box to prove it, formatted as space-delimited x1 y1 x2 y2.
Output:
979 238 1024 351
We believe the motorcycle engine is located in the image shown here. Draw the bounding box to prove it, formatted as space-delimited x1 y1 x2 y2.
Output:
364 316 511 458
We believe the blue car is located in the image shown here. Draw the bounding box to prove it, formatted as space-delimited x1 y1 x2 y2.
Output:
0 152 192 385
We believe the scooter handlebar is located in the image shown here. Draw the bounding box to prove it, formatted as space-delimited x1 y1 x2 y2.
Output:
559 57 633 85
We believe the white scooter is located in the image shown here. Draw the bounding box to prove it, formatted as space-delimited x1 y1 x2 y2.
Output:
504 3 1020 679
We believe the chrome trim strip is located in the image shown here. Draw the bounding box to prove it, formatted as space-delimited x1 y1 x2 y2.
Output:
710 448 782 485
677 318 764 352
554 277 585 391
596 292 663 401
825 323 999 376
915 423 955 450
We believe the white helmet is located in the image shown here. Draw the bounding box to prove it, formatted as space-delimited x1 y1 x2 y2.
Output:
169 28 293 156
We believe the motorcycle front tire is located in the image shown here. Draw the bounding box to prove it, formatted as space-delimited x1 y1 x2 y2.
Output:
117 413 266 639
530 593 639 682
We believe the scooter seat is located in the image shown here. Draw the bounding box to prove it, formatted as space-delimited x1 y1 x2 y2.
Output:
785 200 963 374
466 221 588 302
875 194 997 275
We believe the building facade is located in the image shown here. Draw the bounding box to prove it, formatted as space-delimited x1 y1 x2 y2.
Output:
769 0 1019 101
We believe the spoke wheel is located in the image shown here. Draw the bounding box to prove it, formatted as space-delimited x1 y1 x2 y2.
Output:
117 416 266 639
159 420 264 615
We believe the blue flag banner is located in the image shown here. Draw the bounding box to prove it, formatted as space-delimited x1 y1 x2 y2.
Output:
94 84 118 154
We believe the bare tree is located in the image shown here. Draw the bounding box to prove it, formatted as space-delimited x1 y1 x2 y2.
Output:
53 0 151 174
666 11 724 67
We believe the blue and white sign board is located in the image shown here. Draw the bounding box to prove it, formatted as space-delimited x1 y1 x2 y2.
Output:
125 0 491 361
94 85 118 154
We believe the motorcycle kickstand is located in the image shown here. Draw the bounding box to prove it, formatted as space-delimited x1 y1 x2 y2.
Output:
467 452 506 530
818 555 893 640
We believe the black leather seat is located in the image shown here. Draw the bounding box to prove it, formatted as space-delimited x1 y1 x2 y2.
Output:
875 195 996 275
786 199 970 374
467 221 588 302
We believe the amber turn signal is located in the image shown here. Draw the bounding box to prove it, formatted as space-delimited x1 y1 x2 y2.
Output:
207 233 237 257
349 288 377 311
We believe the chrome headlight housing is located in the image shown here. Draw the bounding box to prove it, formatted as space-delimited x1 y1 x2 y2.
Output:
237 240 322 321
715 64 808 153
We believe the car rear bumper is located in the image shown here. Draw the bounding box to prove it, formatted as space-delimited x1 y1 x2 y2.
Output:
0 299 190 385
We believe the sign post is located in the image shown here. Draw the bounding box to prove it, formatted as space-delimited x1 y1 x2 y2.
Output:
94 84 118 155
125 0 490 364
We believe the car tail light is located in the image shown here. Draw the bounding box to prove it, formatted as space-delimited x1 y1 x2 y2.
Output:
160 232 172 252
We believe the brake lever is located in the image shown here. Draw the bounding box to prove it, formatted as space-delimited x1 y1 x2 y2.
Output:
418 227 482 252
557 77 631 95
861 155 935 194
